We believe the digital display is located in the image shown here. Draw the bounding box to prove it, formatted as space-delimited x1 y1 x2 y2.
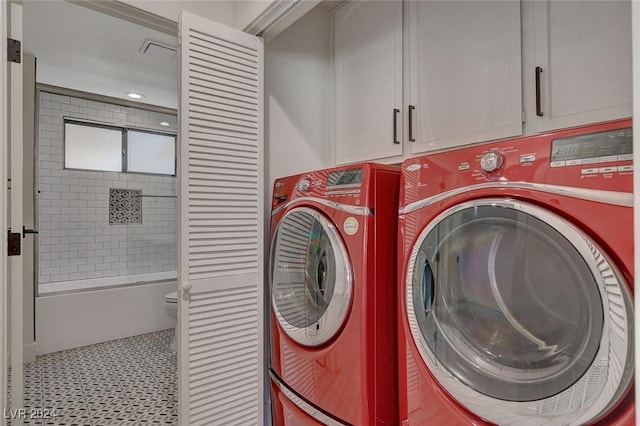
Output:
327 168 363 187
551 128 632 163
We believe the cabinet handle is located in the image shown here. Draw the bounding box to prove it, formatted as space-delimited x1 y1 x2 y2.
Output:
393 108 400 144
535 66 543 117
408 105 416 142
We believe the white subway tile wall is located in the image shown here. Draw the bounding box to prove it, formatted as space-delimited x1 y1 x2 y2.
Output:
37 91 177 286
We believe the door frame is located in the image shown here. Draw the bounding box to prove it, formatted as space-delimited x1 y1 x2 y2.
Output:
632 4 640 425
6 2 24 424
1 0 9 422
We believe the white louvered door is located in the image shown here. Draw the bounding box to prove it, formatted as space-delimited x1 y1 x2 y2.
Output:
178 11 264 425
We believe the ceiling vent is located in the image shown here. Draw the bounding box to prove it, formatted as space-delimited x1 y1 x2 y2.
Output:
139 39 177 61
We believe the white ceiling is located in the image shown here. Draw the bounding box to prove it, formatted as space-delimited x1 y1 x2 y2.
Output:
24 1 178 109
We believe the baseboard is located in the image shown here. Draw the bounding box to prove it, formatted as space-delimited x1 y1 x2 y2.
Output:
24 342 36 364
5 344 37 367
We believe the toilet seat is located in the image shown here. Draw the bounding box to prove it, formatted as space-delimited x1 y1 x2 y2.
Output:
165 291 178 303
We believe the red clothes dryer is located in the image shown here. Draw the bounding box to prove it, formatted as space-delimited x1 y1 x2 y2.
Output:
269 163 400 425
398 119 634 425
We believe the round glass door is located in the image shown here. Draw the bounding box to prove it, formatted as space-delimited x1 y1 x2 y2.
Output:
271 207 352 346
406 198 633 424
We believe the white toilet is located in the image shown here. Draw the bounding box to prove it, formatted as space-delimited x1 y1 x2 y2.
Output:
164 291 178 351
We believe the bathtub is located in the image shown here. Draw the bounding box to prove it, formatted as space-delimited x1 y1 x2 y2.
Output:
38 271 177 294
36 277 177 355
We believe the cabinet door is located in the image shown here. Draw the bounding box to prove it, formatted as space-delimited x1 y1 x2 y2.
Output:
332 0 403 164
525 1 631 133
407 1 522 154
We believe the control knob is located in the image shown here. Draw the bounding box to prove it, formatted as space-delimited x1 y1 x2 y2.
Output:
298 179 311 192
480 151 504 174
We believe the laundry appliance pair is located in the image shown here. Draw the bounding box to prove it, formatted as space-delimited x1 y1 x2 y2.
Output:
268 119 634 425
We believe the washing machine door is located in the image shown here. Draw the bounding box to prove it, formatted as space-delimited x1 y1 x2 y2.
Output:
271 207 353 347
406 198 633 425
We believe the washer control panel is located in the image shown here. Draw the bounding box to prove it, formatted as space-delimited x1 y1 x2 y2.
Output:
289 167 367 202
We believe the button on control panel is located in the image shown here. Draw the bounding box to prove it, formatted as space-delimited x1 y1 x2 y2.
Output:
598 166 617 174
298 179 310 192
581 165 633 175
480 151 504 174
519 154 537 164
581 168 598 175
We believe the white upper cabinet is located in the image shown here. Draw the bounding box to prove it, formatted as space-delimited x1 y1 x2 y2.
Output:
331 0 522 163
322 0 632 165
523 0 631 133
407 1 522 155
332 0 403 165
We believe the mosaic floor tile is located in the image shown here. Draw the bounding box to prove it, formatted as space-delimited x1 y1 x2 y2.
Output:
8 329 177 426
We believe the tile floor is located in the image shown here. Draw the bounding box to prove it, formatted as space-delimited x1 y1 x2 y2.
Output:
7 329 177 426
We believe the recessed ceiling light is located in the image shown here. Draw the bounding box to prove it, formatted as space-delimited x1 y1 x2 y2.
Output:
160 121 171 127
125 91 145 100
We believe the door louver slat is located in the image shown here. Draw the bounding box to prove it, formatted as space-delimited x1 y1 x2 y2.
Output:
190 88 258 113
190 28 257 56
189 149 258 162
190 37 258 65
188 89 258 112
190 128 257 143
190 50 257 76
190 137 257 151
189 199 258 207
189 70 258 95
189 187 258 197
189 110 257 130
189 61 258 88
189 156 258 168
190 120 257 136
190 351 255 377
189 80 258 104
190 104 257 124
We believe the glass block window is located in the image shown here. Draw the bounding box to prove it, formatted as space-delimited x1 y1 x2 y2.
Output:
109 189 142 224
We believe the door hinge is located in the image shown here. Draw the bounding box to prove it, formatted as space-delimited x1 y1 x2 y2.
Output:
7 229 20 256
7 38 21 63
522 110 526 123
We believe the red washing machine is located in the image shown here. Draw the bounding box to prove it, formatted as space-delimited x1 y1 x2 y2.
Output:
269 163 400 425
398 119 634 425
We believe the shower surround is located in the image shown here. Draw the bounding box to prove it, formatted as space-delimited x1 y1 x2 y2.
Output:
37 91 177 294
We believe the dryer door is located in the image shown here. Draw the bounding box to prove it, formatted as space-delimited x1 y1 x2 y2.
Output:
406 198 633 425
271 207 353 346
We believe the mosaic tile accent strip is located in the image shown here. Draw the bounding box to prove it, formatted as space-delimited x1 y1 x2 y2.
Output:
8 329 177 426
109 189 142 225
